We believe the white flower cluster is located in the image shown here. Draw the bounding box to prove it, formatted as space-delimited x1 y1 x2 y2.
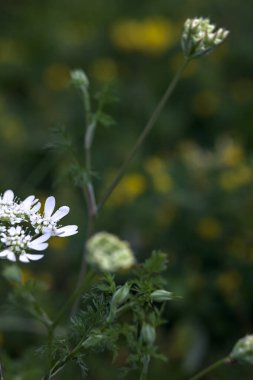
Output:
0 190 78 263
181 17 229 58
86 232 136 272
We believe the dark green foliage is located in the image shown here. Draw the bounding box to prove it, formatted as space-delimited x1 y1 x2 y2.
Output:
43 252 172 378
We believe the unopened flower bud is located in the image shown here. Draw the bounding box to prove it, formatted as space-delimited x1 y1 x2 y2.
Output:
86 232 136 272
181 17 229 59
230 335 253 364
141 324 156 345
150 289 173 302
111 284 131 308
70 69 89 89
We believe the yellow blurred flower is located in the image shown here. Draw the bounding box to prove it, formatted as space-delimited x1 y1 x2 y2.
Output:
216 137 245 167
107 172 146 206
145 156 166 173
216 271 241 296
43 63 70 91
153 173 173 192
196 217 222 240
145 156 174 193
219 165 253 191
192 90 219 117
0 115 27 146
111 18 175 54
90 57 118 82
178 140 214 169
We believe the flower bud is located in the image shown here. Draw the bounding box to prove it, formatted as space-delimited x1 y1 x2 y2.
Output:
230 335 253 364
70 69 89 89
141 324 156 345
111 284 131 308
150 289 173 302
181 17 229 59
86 232 136 272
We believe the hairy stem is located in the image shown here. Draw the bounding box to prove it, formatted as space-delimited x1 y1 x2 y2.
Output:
97 58 189 211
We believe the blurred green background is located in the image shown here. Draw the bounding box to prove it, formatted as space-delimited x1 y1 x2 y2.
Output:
1 0 253 378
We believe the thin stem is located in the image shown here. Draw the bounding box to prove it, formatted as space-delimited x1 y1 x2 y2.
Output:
70 208 96 317
97 58 189 211
70 85 98 315
0 361 4 380
188 356 231 380
140 354 150 380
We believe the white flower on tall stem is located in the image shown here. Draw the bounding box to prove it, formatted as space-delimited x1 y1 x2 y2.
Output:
31 196 78 237
181 17 229 58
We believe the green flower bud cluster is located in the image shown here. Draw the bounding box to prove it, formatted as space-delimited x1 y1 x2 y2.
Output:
230 335 253 365
86 232 136 272
70 69 89 89
181 17 229 59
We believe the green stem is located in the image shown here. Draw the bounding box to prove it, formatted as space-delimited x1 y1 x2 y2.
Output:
140 354 150 380
70 216 96 317
49 339 85 378
0 361 4 380
188 356 231 380
97 58 189 211
70 84 98 316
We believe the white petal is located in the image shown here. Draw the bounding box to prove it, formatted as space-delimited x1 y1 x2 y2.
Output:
3 190 14 203
44 196 55 218
25 254 44 261
28 234 50 251
19 253 30 263
6 250 16 262
56 225 78 237
21 195 36 209
29 242 49 251
51 206 70 222
31 202 41 213
0 250 9 257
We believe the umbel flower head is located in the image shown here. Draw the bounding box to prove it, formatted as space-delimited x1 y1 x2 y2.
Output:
181 17 229 59
86 232 136 272
0 189 78 263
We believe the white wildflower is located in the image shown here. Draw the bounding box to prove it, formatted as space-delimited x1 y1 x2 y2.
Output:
0 189 78 263
181 17 229 58
31 196 78 237
0 226 50 263
0 189 40 224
